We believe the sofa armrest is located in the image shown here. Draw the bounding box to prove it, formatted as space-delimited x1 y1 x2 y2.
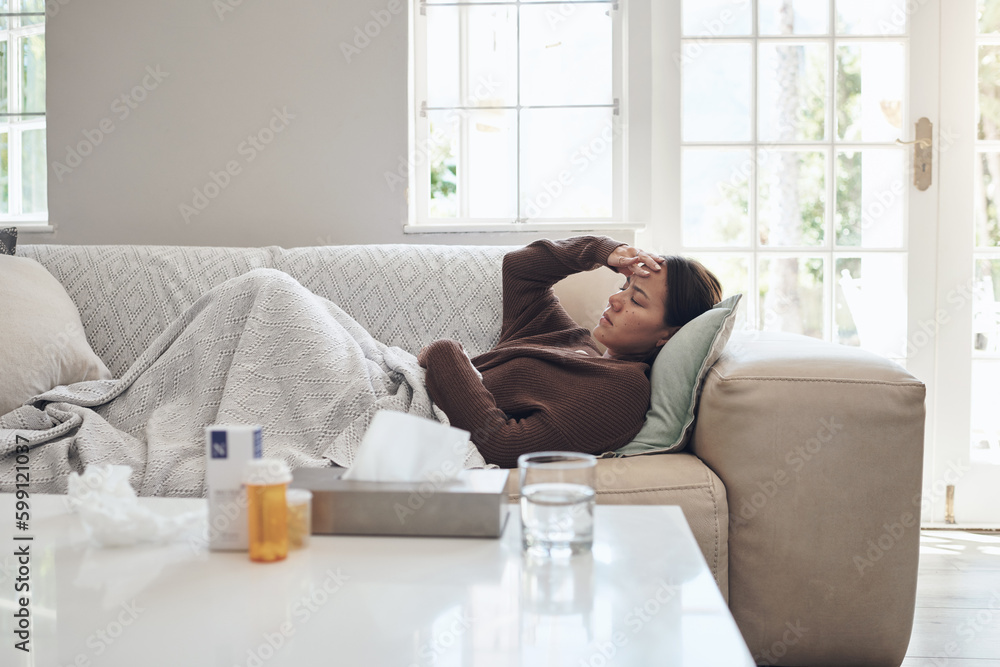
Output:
690 331 925 666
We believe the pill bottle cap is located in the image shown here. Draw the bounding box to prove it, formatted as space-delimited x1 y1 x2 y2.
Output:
286 489 312 505
244 458 292 485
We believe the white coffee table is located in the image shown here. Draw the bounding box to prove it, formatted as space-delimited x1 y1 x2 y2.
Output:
0 494 753 666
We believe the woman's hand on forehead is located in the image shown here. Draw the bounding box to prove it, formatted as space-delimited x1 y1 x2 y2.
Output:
607 245 663 278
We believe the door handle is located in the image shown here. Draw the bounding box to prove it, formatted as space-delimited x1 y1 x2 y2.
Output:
895 117 933 191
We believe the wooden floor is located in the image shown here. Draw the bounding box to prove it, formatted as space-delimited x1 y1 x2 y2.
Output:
902 530 1000 666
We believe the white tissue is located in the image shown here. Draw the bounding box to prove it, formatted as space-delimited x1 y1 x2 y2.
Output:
343 411 471 482
66 464 206 547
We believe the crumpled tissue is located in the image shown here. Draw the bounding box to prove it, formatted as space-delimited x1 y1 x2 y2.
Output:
66 464 206 547
342 411 471 482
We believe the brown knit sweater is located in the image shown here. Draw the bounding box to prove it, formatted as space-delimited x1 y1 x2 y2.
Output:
420 236 651 468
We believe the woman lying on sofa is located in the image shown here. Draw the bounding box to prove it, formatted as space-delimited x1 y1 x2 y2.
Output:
418 236 722 468
0 235 720 495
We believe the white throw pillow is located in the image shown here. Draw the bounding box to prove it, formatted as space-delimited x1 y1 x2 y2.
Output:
0 255 112 414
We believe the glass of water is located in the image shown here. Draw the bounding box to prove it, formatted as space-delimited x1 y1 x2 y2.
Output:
518 452 597 557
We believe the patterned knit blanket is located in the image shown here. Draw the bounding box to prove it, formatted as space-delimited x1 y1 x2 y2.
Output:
0 269 485 496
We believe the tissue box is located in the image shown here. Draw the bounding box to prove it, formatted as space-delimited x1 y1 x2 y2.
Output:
290 467 510 538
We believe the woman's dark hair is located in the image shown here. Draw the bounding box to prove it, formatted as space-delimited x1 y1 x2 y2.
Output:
641 256 723 367
661 255 723 328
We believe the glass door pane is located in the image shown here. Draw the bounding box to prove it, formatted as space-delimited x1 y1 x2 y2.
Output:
970 2 1000 486
973 21 1000 471
678 0 907 347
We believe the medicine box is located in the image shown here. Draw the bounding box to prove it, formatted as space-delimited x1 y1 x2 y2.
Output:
290 468 510 538
205 424 262 551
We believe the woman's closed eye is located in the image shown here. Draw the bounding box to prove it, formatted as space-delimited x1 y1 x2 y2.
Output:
618 278 642 306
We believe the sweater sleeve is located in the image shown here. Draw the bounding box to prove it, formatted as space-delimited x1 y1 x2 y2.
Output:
421 339 616 468
500 236 625 340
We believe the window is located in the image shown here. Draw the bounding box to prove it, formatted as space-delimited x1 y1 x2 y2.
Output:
0 0 46 225
676 0 908 362
410 0 621 228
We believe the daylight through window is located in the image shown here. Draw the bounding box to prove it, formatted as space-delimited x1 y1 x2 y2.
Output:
412 0 620 226
0 0 46 224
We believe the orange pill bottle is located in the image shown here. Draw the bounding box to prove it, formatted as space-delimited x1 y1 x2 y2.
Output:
244 458 292 563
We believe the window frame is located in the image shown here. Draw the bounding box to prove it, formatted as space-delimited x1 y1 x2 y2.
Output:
652 0 911 355
406 0 637 234
0 0 48 230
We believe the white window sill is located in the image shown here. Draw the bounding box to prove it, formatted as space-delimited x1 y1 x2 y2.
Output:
404 221 646 235
4 222 54 234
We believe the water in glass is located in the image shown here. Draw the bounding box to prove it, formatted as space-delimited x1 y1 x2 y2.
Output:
520 482 595 556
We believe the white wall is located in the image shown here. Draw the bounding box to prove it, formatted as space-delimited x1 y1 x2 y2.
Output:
40 0 642 249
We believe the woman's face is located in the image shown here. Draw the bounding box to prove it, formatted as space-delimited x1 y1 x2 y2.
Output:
593 270 677 360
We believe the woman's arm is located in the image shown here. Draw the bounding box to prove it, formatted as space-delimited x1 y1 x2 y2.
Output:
500 236 626 340
419 339 644 467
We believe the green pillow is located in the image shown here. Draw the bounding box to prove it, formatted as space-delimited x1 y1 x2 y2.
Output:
615 294 743 457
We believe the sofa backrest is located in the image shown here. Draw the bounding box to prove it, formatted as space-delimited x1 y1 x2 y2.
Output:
20 244 509 377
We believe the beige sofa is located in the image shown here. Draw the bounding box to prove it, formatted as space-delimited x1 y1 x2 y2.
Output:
19 242 925 666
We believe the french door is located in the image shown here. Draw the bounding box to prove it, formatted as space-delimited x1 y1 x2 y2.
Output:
653 0 1000 526
927 0 1000 527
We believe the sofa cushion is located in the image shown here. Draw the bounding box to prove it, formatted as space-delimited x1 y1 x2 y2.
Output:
0 255 112 414
19 244 511 376
504 452 730 599
17 245 277 377
272 244 507 356
0 227 16 255
616 293 742 456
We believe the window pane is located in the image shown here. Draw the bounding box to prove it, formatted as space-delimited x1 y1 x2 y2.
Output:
759 0 830 35
835 149 905 247
682 43 752 142
467 6 517 107
758 150 826 246
520 3 612 106
428 112 459 217
21 128 45 214
21 33 45 114
758 256 825 338
977 151 1000 248
971 360 1000 464
974 259 1000 352
427 109 517 219
976 153 1000 248
0 132 7 214
836 0 906 35
520 108 612 218
682 149 751 247
836 42 904 142
20 0 44 26
835 254 906 356
835 256 862 346
979 0 1000 34
682 0 752 36
758 42 827 142
425 7 460 108
425 6 517 108
688 253 750 328
467 109 517 218
0 41 7 115
978 45 1000 141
